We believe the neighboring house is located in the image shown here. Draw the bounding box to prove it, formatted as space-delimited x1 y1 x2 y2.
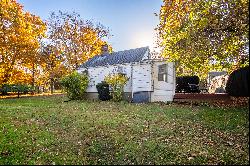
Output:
77 45 176 103
208 74 229 93
207 71 227 87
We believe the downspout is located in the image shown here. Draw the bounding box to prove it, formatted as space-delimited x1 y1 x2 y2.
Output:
131 63 134 101
173 62 176 100
150 60 154 102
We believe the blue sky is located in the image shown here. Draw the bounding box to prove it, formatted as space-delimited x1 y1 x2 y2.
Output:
17 0 163 52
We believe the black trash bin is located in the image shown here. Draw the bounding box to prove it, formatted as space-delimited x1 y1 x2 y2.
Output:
96 81 112 101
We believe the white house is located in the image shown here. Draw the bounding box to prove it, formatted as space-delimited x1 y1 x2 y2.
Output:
77 45 176 103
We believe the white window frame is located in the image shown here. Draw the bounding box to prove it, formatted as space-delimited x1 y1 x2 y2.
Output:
158 64 168 82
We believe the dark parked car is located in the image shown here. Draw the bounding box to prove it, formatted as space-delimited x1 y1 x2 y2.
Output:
176 76 200 93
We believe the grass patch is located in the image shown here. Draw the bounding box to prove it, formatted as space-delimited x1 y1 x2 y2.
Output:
0 96 249 165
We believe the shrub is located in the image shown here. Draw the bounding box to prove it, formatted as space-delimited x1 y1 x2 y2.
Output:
0 84 11 95
104 73 129 102
0 84 32 95
226 67 249 97
96 81 112 101
13 84 32 94
60 71 89 100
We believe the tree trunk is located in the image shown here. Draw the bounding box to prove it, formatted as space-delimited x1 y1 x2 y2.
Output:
31 63 35 94
50 78 54 94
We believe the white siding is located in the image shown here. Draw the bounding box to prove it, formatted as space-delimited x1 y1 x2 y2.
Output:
151 61 175 102
78 64 132 93
151 95 173 102
77 58 176 103
132 63 152 93
153 89 174 96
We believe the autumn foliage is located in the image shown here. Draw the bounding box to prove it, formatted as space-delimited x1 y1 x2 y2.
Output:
104 73 129 102
157 0 249 79
47 11 111 71
0 0 111 94
0 0 46 86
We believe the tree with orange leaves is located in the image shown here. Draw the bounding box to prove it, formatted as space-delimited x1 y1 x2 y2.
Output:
39 43 67 94
0 0 46 86
47 11 112 71
0 1 113 95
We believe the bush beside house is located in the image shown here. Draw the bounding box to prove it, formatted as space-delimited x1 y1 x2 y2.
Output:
104 73 129 102
60 72 89 100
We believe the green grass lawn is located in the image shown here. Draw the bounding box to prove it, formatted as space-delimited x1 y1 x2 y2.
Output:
0 95 249 165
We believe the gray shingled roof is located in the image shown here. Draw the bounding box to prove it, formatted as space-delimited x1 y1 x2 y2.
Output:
79 46 149 68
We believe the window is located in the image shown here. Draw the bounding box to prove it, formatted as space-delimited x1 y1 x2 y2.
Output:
117 66 123 73
117 66 126 75
158 64 168 82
